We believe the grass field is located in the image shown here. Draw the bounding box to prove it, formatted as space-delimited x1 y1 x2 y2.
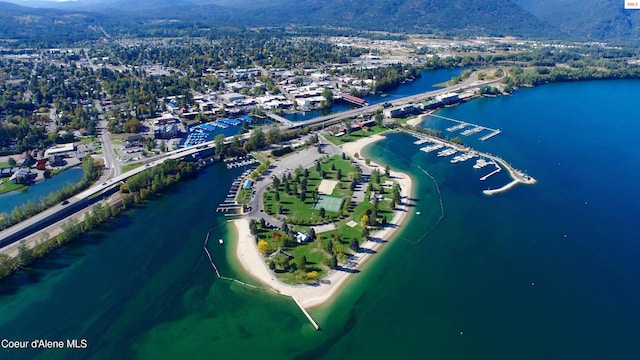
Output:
324 125 388 145
0 181 24 194
78 137 97 144
263 155 358 224
121 164 142 173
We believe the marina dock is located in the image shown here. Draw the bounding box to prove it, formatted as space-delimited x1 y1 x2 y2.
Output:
426 113 501 142
480 166 502 181
401 128 536 194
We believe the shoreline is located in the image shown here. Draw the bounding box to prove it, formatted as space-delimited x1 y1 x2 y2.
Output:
406 110 435 127
233 133 414 310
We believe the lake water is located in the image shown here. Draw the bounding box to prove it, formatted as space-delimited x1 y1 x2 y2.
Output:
1 80 639 359
0 168 84 216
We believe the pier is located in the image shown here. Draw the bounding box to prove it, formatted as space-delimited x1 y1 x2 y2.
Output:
480 129 501 141
425 113 501 141
480 166 501 181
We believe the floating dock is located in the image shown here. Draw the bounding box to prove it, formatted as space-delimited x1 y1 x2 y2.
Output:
420 143 444 153
446 123 468 132
480 130 502 141
480 166 502 181
461 127 483 136
437 148 457 157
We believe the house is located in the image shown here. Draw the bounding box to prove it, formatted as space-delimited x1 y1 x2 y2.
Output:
295 232 310 244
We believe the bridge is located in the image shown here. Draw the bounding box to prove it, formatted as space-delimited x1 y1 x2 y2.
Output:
265 112 293 126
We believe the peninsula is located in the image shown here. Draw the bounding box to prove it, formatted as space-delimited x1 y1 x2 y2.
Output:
234 133 412 310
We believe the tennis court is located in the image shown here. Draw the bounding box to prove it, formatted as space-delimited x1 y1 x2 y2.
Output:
311 195 344 212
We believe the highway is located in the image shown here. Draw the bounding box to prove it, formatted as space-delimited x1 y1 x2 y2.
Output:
0 70 500 249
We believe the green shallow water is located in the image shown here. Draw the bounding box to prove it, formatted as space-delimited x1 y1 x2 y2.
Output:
1 80 640 359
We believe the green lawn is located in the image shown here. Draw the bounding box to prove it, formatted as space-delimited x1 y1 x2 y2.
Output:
236 188 252 204
0 162 10 168
324 125 388 145
263 155 358 225
121 164 142 173
78 136 96 144
0 181 24 194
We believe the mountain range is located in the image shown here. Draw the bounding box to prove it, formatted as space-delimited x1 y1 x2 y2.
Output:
0 0 639 44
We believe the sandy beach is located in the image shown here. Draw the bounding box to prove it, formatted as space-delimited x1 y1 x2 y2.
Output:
406 111 434 126
233 133 413 309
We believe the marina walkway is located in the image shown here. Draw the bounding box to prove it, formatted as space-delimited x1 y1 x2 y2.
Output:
426 113 502 141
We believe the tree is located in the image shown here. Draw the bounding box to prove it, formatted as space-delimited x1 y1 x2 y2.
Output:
306 271 319 281
277 204 283 215
336 168 342 180
17 241 33 267
309 228 316 241
315 161 321 172
249 220 258 235
273 253 290 270
214 133 226 155
375 112 384 126
350 238 359 252
7 157 16 166
330 254 338 269
360 214 369 228
124 118 142 133
362 226 370 240
326 239 334 254
257 240 269 255
365 158 371 166
385 165 390 177
265 127 281 145
321 88 333 105
296 255 307 271
0 253 13 278
319 207 326 218
274 191 280 202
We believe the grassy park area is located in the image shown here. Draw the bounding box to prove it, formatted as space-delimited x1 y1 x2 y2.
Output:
257 154 403 284
324 125 388 145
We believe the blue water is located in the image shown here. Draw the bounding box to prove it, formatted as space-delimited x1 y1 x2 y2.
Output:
285 68 467 122
0 168 84 216
1 80 639 359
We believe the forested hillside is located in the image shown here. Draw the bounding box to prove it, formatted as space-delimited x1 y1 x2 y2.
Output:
514 0 640 41
1 0 639 44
